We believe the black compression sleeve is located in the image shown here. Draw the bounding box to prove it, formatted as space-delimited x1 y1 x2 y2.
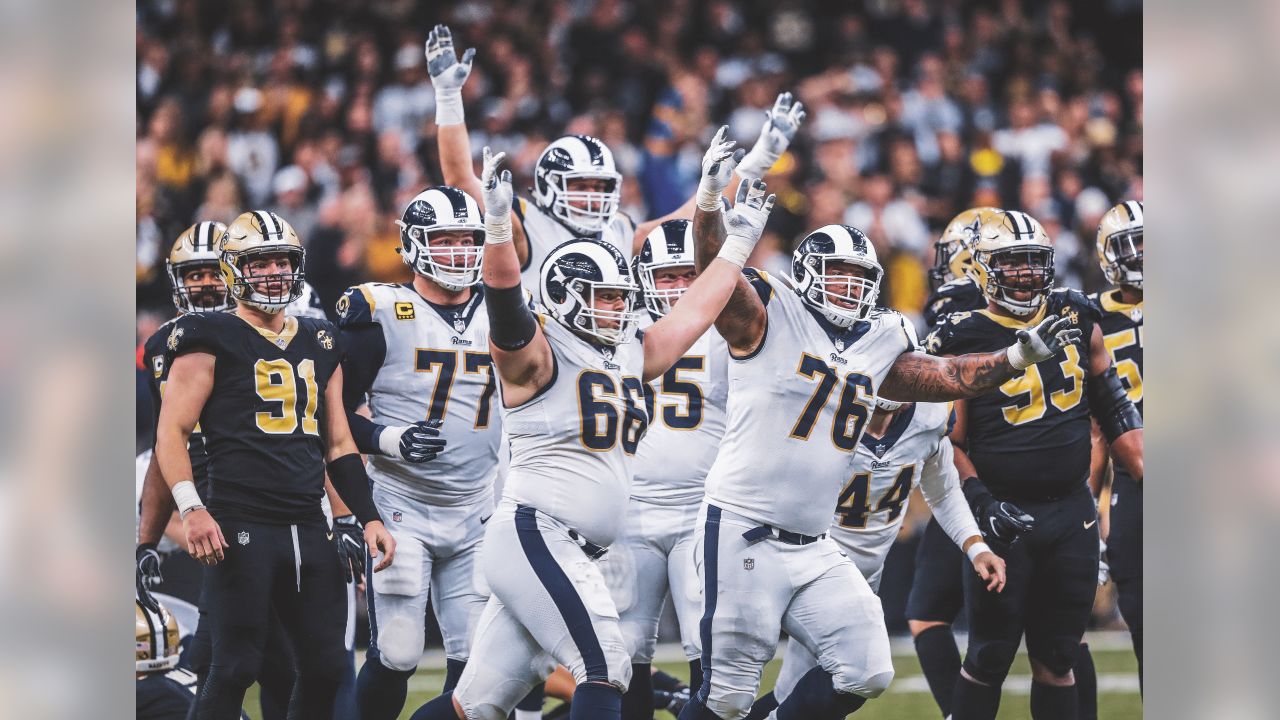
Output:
338 323 388 455
327 453 381 525
485 282 538 351
1087 366 1143 442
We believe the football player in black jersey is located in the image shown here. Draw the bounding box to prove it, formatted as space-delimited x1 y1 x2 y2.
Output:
909 207 1002 717
925 211 1143 720
136 221 309 720
1090 201 1144 682
137 598 250 720
155 210 395 720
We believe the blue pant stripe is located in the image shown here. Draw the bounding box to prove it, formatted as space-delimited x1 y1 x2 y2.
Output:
514 505 609 682
696 504 722 704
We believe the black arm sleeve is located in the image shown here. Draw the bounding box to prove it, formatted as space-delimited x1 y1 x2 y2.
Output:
485 282 538 351
338 323 388 455
1087 366 1143 442
327 453 381 525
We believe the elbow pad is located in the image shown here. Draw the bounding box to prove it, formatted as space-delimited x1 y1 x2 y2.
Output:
327 454 381 526
486 283 538 351
1088 366 1143 442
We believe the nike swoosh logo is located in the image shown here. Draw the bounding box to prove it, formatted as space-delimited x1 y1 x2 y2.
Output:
480 515 492 525
1083 520 1097 530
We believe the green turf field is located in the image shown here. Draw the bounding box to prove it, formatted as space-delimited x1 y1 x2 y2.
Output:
242 635 1141 719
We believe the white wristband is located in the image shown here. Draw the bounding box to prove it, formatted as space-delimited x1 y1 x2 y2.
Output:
435 90 465 126
377 425 404 458
171 480 204 518
717 234 755 268
485 214 512 245
1005 343 1032 371
696 179 724 212
737 148 776 180
966 541 993 563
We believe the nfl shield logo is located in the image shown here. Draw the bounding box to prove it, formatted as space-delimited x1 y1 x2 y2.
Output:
237 531 250 545
743 558 755 570
453 318 466 332
392 511 403 523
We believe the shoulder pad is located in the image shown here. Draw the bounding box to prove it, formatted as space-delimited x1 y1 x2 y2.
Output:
922 310 975 355
335 284 379 328
164 312 221 357
1048 287 1101 322
742 267 775 308
300 316 342 354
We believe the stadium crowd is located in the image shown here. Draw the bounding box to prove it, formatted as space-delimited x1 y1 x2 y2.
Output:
135 0 1142 633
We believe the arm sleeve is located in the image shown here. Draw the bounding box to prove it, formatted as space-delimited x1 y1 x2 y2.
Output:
337 322 388 455
919 437 982 550
486 282 539 351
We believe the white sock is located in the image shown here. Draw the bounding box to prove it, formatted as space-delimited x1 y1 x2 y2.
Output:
514 710 540 720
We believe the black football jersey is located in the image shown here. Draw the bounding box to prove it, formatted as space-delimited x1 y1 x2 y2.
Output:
1090 289 1143 418
144 316 215 494
137 668 249 720
163 312 343 524
923 277 986 328
924 288 1101 501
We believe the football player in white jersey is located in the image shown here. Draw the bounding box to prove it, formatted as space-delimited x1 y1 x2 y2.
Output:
425 24 805 292
676 204 1084 720
412 136 772 720
334 185 499 720
603 219 731 719
748 397 1005 718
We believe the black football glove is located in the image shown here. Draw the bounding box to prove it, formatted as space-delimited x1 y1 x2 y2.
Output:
962 477 1035 544
333 515 367 584
136 543 163 613
378 419 447 463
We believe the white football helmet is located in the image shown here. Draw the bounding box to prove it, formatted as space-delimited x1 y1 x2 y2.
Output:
634 219 696 317
540 239 640 346
531 135 622 236
1096 200 1143 289
792 224 883 327
396 185 485 291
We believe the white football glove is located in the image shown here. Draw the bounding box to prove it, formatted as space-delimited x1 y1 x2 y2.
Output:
1006 314 1082 370
425 24 475 125
717 178 776 268
1097 537 1111 585
481 146 514 244
738 91 806 179
696 125 746 211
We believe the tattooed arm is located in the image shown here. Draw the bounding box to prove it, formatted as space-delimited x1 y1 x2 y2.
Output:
878 350 1017 402
692 202 767 356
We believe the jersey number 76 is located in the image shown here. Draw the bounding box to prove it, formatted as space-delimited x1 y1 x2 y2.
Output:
789 354 874 451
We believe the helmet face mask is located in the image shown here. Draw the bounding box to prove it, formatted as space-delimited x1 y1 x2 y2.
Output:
167 221 232 314
541 239 640 346
975 246 1055 316
532 136 622 236
398 186 486 290
220 211 307 314
792 225 883 328
637 263 695 317
1103 228 1143 288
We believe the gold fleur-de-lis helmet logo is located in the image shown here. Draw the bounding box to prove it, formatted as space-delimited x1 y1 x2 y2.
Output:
167 327 185 351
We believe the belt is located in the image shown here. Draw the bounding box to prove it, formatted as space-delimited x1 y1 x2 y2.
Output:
568 530 608 560
742 525 826 546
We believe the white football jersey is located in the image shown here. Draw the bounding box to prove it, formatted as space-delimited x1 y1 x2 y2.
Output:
516 198 636 291
340 282 501 506
630 324 729 505
828 402 977 591
703 270 916 537
502 314 646 547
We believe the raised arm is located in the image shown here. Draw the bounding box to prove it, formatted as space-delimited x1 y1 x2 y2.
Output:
632 93 806 252
644 176 774 380
427 24 529 266
479 148 555 404
879 314 1082 402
